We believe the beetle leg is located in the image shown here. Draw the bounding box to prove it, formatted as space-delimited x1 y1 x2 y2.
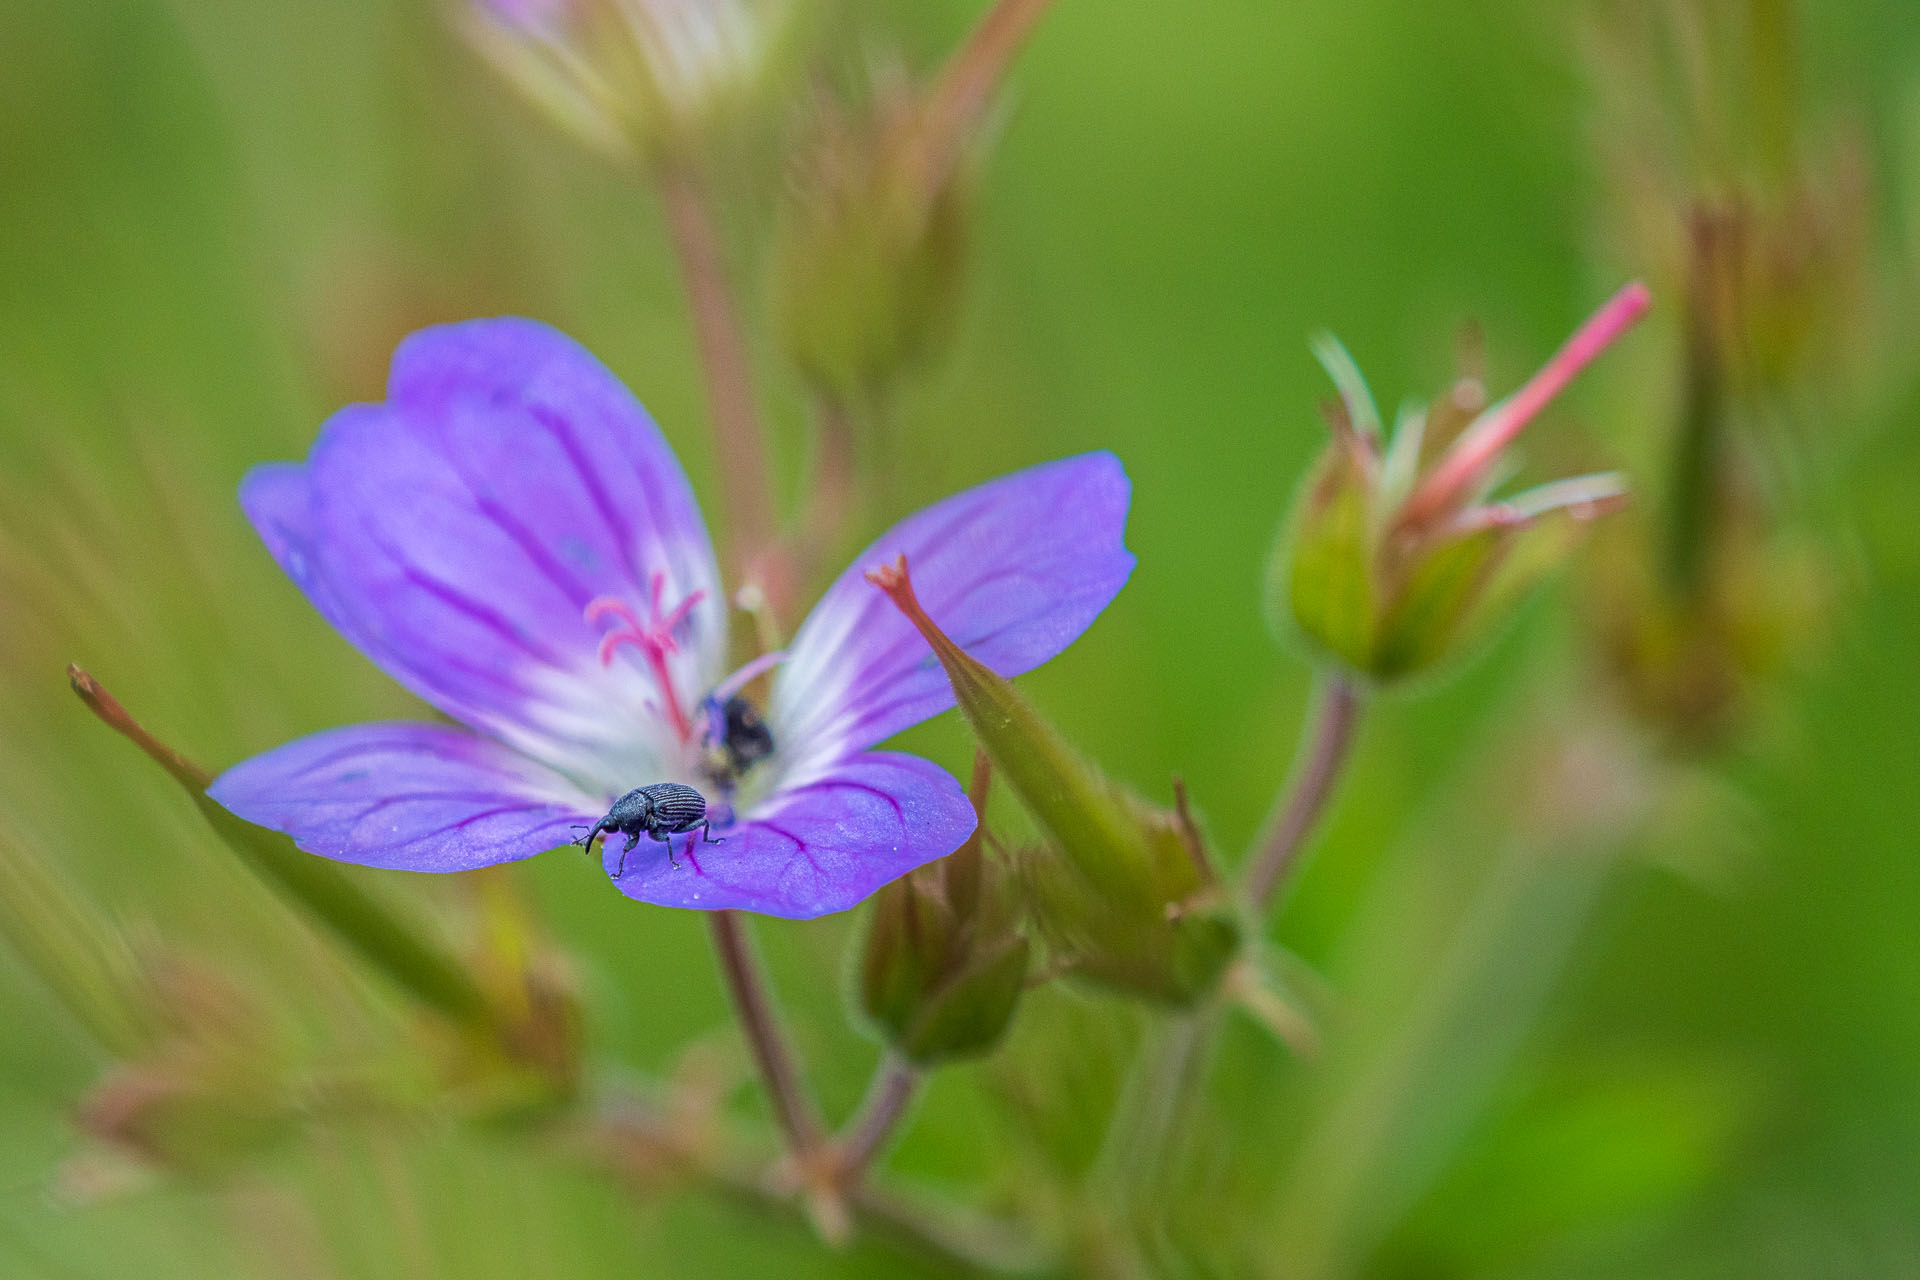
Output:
654 829 678 869
700 819 722 845
612 830 643 879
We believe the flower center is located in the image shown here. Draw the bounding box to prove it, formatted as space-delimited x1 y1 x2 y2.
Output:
586 574 707 743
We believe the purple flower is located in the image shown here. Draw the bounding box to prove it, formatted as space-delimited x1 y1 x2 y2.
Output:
209 319 1133 919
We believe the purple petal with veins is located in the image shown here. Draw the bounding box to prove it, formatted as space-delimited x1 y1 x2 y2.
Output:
207 723 598 874
239 318 724 794
770 452 1134 773
602 753 977 918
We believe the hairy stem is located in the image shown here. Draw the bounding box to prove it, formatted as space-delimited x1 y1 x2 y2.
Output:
69 666 497 1033
656 158 782 590
835 1053 920 1188
1245 673 1364 912
707 911 825 1157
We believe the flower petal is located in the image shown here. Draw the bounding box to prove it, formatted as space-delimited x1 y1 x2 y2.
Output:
242 319 725 792
604 753 976 918
771 453 1134 768
208 723 598 873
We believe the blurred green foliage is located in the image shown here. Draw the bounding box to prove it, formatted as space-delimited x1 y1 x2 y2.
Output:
2 0 1919 1276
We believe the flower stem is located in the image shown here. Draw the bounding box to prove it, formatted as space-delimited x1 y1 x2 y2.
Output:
706 911 824 1157
834 1053 920 1188
655 157 782 592
1245 673 1364 913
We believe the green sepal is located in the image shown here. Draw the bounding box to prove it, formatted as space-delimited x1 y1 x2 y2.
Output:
1371 524 1514 680
896 936 1032 1066
771 102 971 400
1274 439 1376 672
867 559 1239 1007
69 668 497 1035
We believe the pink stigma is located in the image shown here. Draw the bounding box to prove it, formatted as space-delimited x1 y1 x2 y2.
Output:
586 573 707 741
1398 281 1650 532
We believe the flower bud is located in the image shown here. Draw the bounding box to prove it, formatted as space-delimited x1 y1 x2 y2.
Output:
771 0 1056 399
1271 285 1648 684
467 0 787 160
78 1063 296 1180
859 754 1032 1064
770 79 971 400
867 558 1240 1006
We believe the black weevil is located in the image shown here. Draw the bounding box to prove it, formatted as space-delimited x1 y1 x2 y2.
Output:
575 782 722 877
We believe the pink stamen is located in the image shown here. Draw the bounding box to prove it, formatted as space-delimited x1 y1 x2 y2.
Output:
1399 282 1650 531
586 584 709 742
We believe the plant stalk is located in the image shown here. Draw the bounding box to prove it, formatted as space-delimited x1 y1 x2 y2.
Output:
834 1053 920 1188
1246 673 1364 912
655 157 784 596
707 910 825 1157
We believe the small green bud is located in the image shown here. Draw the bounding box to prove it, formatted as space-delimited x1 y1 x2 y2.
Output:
771 0 1058 399
1272 423 1376 673
770 84 971 400
859 754 1032 1065
867 558 1239 1007
79 1065 296 1179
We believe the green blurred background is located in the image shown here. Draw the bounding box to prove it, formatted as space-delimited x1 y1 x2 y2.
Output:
3 0 1919 1275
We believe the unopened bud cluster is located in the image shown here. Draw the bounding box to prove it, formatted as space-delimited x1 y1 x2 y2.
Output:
771 76 974 401
859 756 1031 1064
1272 285 1648 684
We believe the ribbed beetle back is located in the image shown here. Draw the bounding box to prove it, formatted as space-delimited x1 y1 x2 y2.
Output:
643 782 708 831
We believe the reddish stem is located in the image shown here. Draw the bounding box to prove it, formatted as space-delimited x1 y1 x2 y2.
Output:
833 1053 920 1189
708 911 825 1157
656 158 780 583
1245 674 1364 912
